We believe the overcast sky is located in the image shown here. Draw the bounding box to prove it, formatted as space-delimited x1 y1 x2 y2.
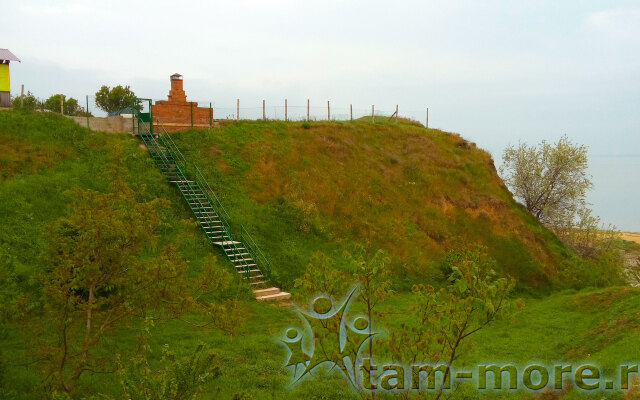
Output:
2 0 639 230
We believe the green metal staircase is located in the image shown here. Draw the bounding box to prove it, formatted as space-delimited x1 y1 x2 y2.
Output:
132 107 290 301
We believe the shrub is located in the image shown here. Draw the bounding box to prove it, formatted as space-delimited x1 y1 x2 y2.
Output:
11 91 41 111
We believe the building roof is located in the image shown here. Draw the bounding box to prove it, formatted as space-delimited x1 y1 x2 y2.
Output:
170 73 182 79
0 49 20 62
108 106 136 116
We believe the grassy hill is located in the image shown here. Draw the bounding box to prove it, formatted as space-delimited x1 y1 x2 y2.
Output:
169 118 575 291
1 110 636 399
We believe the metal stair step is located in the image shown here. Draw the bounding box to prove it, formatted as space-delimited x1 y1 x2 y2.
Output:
138 125 273 290
233 263 257 268
206 234 226 239
237 269 261 273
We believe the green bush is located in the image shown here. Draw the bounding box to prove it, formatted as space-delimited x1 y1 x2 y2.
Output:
42 94 90 116
11 91 41 111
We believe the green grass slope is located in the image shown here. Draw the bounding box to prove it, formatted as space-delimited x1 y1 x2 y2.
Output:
170 118 571 291
0 111 223 286
1 111 637 399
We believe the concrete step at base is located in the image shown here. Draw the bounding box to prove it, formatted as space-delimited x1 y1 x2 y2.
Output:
253 287 280 297
256 291 291 302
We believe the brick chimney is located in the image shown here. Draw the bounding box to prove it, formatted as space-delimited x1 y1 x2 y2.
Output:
167 73 187 102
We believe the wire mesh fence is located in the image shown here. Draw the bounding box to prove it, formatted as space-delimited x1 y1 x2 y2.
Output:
172 98 429 127
9 89 431 129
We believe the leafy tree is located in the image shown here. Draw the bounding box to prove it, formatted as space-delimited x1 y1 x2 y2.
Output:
27 175 195 394
12 145 249 396
11 91 41 111
500 136 623 259
388 246 517 400
94 85 142 114
42 94 87 116
182 256 252 342
500 135 591 225
344 245 392 398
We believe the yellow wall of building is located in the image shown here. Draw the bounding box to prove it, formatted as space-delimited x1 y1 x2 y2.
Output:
0 64 10 92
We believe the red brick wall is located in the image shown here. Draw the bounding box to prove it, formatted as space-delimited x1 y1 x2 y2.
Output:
152 76 213 132
152 102 212 132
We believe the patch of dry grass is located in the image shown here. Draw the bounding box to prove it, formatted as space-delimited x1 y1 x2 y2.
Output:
0 137 70 179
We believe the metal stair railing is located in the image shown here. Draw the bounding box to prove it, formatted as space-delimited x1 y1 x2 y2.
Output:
138 115 270 282
136 119 190 184
191 166 255 277
135 116 222 252
239 224 272 278
152 121 244 270
192 164 268 280
154 120 188 171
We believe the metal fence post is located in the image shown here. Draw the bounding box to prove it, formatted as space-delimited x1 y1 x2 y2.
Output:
327 101 330 120
86 95 90 128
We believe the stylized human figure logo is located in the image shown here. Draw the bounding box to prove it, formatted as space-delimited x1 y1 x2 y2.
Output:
282 287 374 387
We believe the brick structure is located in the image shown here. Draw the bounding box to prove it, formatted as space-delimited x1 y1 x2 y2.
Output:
152 73 213 132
